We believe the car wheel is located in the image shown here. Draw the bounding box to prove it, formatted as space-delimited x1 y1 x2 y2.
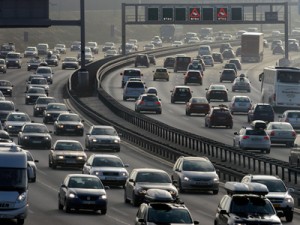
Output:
157 110 162 114
52 161 57 169
64 199 71 213
48 158 52 168
100 209 107 215
58 197 63 210
285 211 293 222
212 189 219 195
266 149 271 154
17 219 25 225
124 190 130 203
132 193 139 206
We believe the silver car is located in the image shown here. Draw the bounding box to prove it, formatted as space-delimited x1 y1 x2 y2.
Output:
231 76 251 92
123 81 146 101
135 94 162 114
35 66 53 84
24 150 38 182
82 154 129 187
171 156 219 194
265 122 296 147
278 110 300 129
228 95 252 114
4 112 31 135
85 125 121 152
241 174 294 222
233 127 271 153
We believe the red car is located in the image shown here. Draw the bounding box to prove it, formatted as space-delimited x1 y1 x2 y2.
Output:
186 97 210 116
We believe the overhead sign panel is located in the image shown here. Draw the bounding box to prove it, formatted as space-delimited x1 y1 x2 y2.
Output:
147 7 159 21
265 12 278 22
189 7 201 21
175 8 186 21
202 7 214 21
231 7 243 21
217 7 228 21
162 7 173 21
0 0 50 27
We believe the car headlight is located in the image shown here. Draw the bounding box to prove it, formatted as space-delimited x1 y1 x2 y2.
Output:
99 194 107 200
16 60 19 63
36 107 40 110
94 171 101 176
17 192 27 202
58 156 64 159
213 177 219 182
233 223 247 225
114 139 120 143
77 156 85 160
58 124 64 128
76 125 83 128
46 113 51 116
120 172 128 176
183 176 190 181
24 136 29 139
8 125 13 128
26 95 30 98
285 197 294 204
44 136 50 140
68 193 76 198
92 139 97 142
169 190 177 196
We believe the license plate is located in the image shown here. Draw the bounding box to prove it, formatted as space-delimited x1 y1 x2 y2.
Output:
273 204 280 208
32 140 42 144
238 103 246 106
82 201 95 204
66 129 75 131
251 138 261 141
66 160 76 164
196 181 209 185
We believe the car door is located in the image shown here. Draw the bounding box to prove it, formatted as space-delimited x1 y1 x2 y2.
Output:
171 158 182 186
125 170 137 200
59 177 69 205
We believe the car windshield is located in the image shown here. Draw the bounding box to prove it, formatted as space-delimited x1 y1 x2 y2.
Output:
55 142 83 151
7 114 30 122
64 58 77 62
0 103 14 110
30 79 47 84
136 172 171 183
210 85 226 90
28 88 45 94
47 104 67 111
183 160 215 172
245 129 267 135
142 95 159 102
156 68 167 73
0 81 11 86
92 157 123 167
58 114 80 122
68 177 104 189
0 168 26 188
253 179 287 192
23 124 48 133
37 68 51 74
269 123 292 130
91 127 117 135
287 112 300 118
255 105 273 112
148 208 192 224
230 196 275 215
36 98 56 104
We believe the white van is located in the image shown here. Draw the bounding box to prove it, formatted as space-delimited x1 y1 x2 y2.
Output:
36 43 49 55
120 68 143 88
123 80 146 101
0 145 28 224
198 45 212 56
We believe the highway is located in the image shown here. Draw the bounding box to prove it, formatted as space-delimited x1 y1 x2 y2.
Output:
1 46 300 225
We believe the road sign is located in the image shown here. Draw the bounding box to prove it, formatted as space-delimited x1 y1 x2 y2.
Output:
231 7 243 21
175 8 186 21
189 7 201 20
265 12 278 22
202 7 214 21
147 7 159 21
162 8 173 21
217 7 228 21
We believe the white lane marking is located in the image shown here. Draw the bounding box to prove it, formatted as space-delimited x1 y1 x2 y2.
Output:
106 214 130 225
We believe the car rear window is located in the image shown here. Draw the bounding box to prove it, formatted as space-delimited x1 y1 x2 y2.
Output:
188 71 200 77
124 70 141 76
126 82 144 88
246 130 267 135
142 95 159 102
176 88 190 93
234 97 250 102
156 69 167 73
287 112 300 118
255 105 273 112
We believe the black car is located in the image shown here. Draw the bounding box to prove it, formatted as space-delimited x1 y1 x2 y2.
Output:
148 54 156 65
18 123 52 149
170 86 192 103
0 80 13 96
135 190 199 225
45 55 59 66
0 100 16 123
43 103 70 124
0 59 7 73
124 168 178 206
247 103 275 123
222 49 236 59
205 105 233 128
27 57 47 71
135 54 150 67
61 57 79 70
215 182 282 225
212 52 223 63
163 57 175 68
220 69 236 83
219 43 233 53
206 84 228 102
33 96 57 117
54 113 84 136
25 87 47 105
58 174 107 214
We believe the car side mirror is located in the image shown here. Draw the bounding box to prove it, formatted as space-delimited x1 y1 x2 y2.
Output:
124 164 129 168
220 209 227 215
234 132 238 135
194 221 199 225
34 159 39 163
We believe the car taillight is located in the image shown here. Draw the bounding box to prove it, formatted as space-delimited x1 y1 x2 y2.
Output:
139 101 144 105
270 131 275 136
242 136 250 139
292 131 296 137
264 136 270 140
155 101 161 106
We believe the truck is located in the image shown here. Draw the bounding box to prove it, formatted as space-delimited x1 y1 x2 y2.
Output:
0 146 28 225
241 32 264 63
160 25 183 43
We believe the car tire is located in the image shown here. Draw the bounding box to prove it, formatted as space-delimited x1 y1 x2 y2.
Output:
157 110 162 114
58 198 63 210
266 149 271 154
178 179 185 193
124 190 130 203
64 200 71 213
17 219 24 225
100 209 107 215
213 189 219 195
285 211 293 222
132 193 139 206
52 162 57 169
186 111 190 116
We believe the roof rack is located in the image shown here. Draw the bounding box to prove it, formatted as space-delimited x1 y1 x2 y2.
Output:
145 189 182 204
225 182 268 196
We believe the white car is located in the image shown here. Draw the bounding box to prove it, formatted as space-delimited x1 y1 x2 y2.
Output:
171 41 183 47
143 43 155 51
233 127 271 153
24 46 38 58
35 66 53 84
265 122 296 147
278 110 300 129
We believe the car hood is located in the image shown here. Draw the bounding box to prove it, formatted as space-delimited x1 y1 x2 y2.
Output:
56 121 82 125
53 150 86 156
89 135 119 140
266 192 290 199
5 121 29 127
229 213 280 222
45 110 69 114
181 171 218 179
91 167 127 173
69 188 106 196
21 133 50 137
136 183 176 191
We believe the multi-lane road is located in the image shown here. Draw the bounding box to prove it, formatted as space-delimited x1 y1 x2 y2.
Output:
2 45 300 225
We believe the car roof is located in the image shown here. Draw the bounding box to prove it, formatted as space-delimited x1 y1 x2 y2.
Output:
246 174 281 181
91 125 115 129
133 168 167 173
92 154 121 159
54 140 81 144
67 174 99 179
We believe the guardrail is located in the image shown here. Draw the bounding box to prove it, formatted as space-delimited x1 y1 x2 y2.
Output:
67 40 300 190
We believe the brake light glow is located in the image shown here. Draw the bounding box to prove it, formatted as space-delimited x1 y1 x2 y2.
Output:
242 136 250 139
270 131 275 136
264 136 269 140
292 131 296 137
155 101 161 106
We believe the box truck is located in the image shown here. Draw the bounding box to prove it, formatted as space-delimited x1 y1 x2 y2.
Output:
241 32 264 63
